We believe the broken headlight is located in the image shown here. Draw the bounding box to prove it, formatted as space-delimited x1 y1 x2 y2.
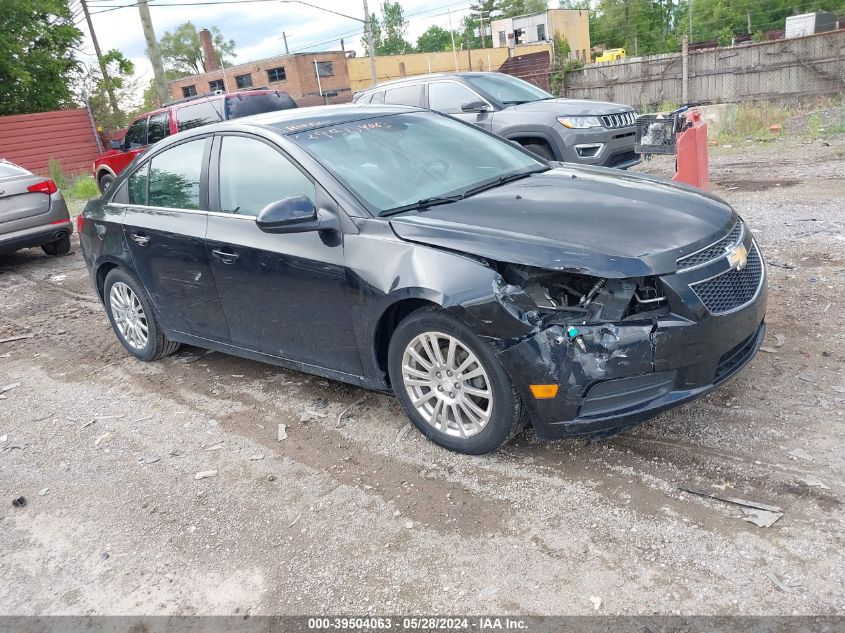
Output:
496 264 668 324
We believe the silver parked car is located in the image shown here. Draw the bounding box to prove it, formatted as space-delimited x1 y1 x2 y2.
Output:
0 160 73 256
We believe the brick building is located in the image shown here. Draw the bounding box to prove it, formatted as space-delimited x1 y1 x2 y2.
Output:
167 49 352 106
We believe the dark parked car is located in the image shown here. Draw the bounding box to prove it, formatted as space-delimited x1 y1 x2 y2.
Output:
78 105 766 454
93 89 298 193
353 72 640 169
0 160 73 257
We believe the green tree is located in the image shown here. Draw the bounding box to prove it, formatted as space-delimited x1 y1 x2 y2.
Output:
0 0 82 115
367 1 413 55
83 49 136 130
159 22 235 75
416 26 457 52
497 0 549 19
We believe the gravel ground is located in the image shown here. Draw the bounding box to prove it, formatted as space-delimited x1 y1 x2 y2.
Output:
1 136 843 616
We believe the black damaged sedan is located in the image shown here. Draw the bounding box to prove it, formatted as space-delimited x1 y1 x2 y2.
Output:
79 105 766 454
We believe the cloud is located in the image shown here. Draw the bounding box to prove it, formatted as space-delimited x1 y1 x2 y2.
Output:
78 0 477 92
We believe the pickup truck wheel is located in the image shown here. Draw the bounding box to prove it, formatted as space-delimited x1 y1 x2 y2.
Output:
98 173 115 194
522 142 555 161
42 235 71 256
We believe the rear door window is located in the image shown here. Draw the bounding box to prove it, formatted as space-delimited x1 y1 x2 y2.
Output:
146 112 170 144
127 163 149 205
175 101 224 132
147 138 208 209
124 117 147 148
384 85 423 107
370 91 385 104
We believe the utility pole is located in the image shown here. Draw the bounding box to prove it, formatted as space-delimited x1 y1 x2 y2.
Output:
81 0 120 118
362 0 378 86
282 31 289 54
448 7 459 71
688 0 693 39
681 34 689 105
746 11 752 35
137 0 170 105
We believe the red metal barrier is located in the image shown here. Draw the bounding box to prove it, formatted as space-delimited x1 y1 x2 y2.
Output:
672 109 709 190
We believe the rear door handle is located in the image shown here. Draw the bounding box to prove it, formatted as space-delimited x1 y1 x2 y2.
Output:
211 249 239 264
130 232 150 246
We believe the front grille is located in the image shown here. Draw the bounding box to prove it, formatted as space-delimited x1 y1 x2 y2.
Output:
690 243 763 314
601 111 636 128
714 325 761 382
677 221 744 270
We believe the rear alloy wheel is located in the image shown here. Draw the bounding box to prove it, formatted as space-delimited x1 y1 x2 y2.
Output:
103 268 180 361
42 235 71 256
98 173 115 194
388 307 526 454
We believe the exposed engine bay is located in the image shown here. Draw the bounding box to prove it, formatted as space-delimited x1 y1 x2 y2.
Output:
494 263 669 327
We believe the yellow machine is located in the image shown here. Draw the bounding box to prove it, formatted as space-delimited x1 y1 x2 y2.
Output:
596 48 626 63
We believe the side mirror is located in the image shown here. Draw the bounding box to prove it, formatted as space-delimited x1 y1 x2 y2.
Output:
255 195 320 234
461 100 491 113
110 139 122 150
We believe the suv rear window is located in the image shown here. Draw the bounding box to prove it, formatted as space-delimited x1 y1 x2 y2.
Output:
225 93 297 119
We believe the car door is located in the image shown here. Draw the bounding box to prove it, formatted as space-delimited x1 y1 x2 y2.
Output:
119 136 230 341
205 133 361 374
426 81 494 131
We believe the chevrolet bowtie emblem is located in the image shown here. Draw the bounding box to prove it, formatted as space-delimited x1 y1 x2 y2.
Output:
726 244 748 271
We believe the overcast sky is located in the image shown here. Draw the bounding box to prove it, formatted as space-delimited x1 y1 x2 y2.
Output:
77 0 481 103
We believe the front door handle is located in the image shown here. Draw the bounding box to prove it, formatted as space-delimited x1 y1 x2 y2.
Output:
211 249 240 264
130 232 150 246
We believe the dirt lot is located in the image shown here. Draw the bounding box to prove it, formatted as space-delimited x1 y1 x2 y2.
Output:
1 136 843 616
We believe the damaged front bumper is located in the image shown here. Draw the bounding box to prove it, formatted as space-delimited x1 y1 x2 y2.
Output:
494 289 767 440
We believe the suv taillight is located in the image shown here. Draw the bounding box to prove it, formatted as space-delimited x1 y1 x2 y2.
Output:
76 214 85 235
27 179 58 195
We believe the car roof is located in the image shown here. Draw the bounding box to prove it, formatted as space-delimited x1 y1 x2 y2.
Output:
355 72 494 94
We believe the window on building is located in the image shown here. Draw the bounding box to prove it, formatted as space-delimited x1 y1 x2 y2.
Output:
267 67 287 82
498 31 506 46
383 84 423 107
537 24 546 41
182 85 197 98
209 79 224 92
147 138 208 210
315 61 334 77
235 73 253 89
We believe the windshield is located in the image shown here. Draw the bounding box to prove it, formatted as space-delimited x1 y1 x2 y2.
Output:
465 74 553 104
286 112 545 213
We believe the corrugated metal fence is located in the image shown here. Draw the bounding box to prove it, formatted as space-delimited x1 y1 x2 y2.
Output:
0 108 103 176
564 30 845 108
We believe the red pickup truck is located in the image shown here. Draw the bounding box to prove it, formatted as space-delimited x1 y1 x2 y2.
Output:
93 89 298 193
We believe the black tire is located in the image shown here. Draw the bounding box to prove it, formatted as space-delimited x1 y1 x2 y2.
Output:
42 235 71 256
103 267 180 361
522 142 555 161
387 307 527 454
98 173 115 194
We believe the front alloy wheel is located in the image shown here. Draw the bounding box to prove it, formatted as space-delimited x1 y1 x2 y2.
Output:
401 332 493 438
388 307 526 454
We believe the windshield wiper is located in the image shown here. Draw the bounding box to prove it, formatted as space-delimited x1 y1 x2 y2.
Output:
380 194 465 217
462 168 547 199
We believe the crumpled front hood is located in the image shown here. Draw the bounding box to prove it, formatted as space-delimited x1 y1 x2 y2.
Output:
389 165 736 278
507 98 633 116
